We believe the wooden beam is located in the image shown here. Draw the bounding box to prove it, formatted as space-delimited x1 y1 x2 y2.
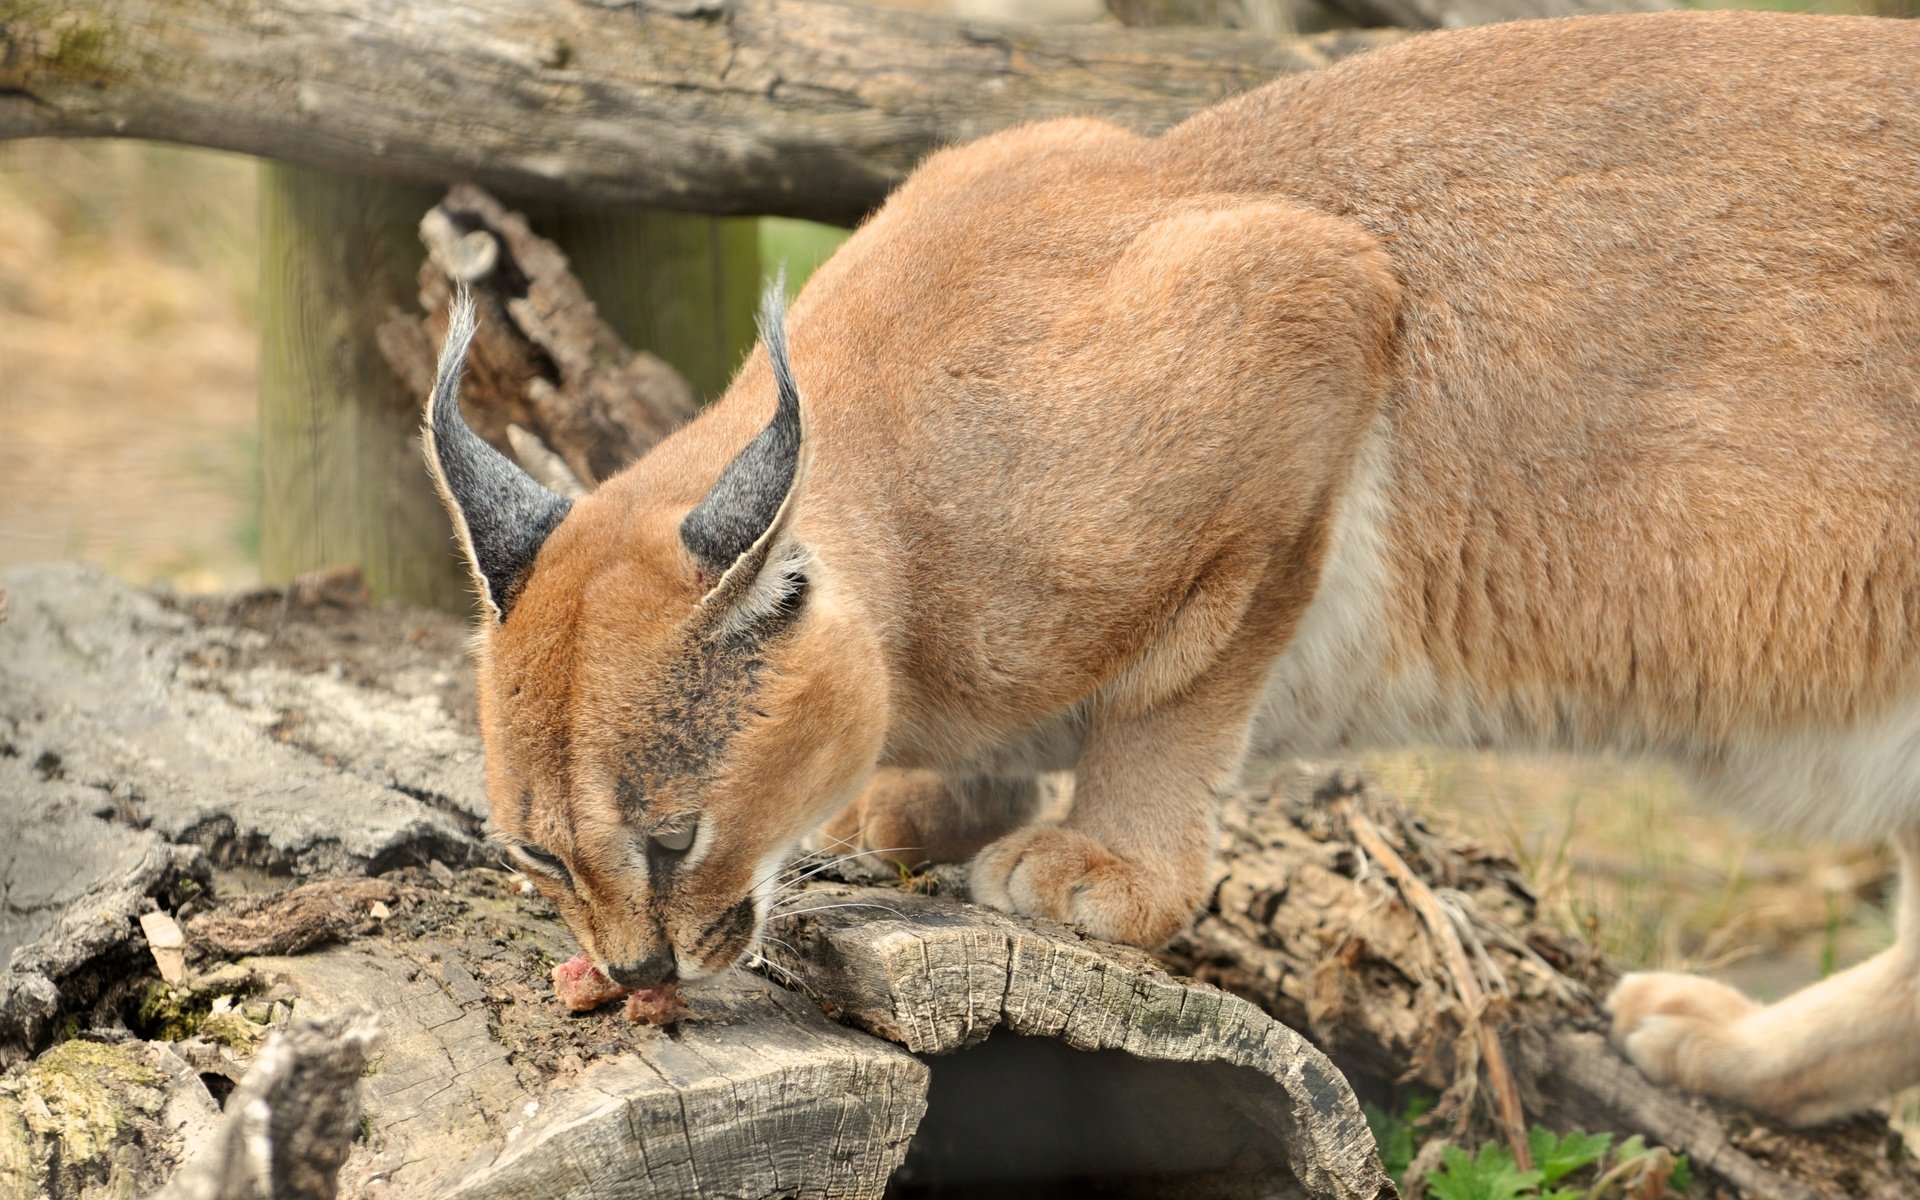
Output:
0 0 1404 226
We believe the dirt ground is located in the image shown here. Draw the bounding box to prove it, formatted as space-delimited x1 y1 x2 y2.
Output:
0 141 1897 1018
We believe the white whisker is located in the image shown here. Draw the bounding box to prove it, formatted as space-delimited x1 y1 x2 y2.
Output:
752 846 921 895
768 901 902 920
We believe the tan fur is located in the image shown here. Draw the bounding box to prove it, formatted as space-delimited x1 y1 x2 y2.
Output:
458 11 1920 1120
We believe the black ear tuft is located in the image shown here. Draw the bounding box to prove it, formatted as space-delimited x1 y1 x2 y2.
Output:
423 291 572 620
680 275 802 576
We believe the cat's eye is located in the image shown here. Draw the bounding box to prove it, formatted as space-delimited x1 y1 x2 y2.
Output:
650 826 696 855
509 843 571 883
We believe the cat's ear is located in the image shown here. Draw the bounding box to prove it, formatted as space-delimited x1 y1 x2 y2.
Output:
422 291 571 621
681 276 812 631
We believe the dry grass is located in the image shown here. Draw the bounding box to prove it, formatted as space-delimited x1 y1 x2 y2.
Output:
0 140 260 592
1365 751 1894 998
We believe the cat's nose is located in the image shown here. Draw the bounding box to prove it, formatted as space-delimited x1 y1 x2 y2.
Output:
605 950 678 990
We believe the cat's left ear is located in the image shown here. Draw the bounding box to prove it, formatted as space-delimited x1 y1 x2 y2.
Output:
680 276 812 630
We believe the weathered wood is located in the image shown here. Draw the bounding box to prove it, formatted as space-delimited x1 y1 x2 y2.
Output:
0 779 208 1061
147 870 1382 1199
208 881 930 1200
0 563 490 904
158 1009 384 1200
375 185 702 491
1161 773 1920 1200
0 0 1405 225
771 885 1388 1198
258 165 471 610
373 190 836 601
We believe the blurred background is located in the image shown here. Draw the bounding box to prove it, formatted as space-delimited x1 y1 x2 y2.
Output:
0 0 1908 1028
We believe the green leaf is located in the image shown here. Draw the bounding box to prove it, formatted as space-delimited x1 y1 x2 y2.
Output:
1426 1142 1546 1200
1363 1093 1435 1190
1364 1102 1417 1188
1528 1128 1613 1184
1670 1153 1693 1192
1616 1134 1648 1161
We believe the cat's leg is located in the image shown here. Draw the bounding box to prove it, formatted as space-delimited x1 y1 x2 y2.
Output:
1608 829 1920 1125
814 768 1042 867
968 674 1252 947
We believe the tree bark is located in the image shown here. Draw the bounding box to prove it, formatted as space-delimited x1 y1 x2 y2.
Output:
0 0 1404 225
375 185 701 493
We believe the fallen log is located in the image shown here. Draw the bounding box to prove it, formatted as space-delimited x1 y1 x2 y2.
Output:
0 564 1387 1198
0 0 1404 225
5 850 1387 1197
1162 771 1920 1200
6 565 1920 1197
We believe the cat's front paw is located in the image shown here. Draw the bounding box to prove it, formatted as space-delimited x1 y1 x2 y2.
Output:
969 825 1197 947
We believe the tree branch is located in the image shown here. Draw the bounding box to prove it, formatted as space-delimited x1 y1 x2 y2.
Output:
0 0 1401 224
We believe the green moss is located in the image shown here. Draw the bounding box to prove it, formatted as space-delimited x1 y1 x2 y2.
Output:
21 1042 165 1168
136 982 203 1042
46 16 114 79
197 1011 264 1049
30 1041 159 1091
136 976 266 1043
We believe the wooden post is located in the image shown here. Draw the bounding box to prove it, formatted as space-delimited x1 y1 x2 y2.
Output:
759 217 853 300
258 163 469 610
532 207 763 405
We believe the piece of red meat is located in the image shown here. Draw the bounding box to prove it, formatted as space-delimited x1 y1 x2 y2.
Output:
623 986 691 1027
550 954 687 1026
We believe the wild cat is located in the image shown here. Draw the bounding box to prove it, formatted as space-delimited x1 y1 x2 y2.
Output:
425 10 1920 1124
